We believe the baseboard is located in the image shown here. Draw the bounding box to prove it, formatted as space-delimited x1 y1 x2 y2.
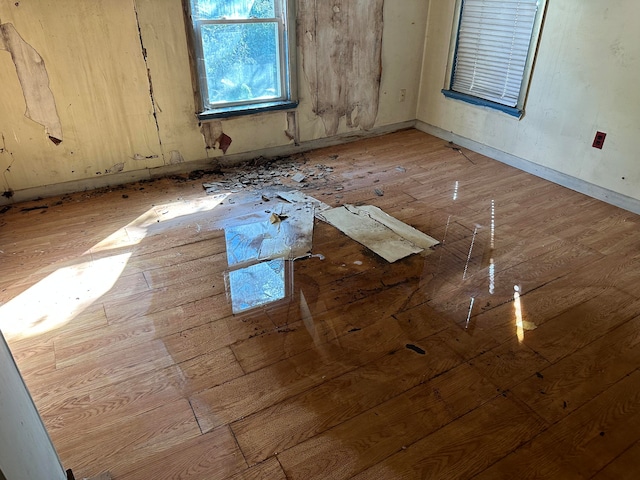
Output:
416 120 640 216
1 120 415 205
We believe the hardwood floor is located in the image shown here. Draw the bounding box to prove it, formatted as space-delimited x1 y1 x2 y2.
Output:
2 129 640 479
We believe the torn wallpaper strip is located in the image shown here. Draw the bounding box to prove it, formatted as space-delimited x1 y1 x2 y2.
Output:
0 23 63 143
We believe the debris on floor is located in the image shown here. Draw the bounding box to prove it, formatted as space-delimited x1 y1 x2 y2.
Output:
291 172 306 183
202 156 337 195
269 212 288 224
276 189 331 215
224 202 315 266
317 204 439 263
198 157 439 311
355 205 440 251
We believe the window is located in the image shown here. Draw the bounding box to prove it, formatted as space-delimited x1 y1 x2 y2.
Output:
443 0 546 117
187 0 297 118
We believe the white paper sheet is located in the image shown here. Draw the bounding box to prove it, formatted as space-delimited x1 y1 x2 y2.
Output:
318 205 438 262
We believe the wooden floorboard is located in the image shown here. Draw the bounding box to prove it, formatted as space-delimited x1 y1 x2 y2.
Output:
2 129 640 478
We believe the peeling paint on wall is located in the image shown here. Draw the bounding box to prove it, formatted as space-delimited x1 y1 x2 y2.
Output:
285 111 299 145
218 133 232 154
169 150 185 164
0 23 63 144
105 163 125 174
200 121 232 154
132 153 159 160
299 1 384 136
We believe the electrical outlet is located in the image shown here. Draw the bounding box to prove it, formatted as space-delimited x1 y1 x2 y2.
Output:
399 89 406 102
593 131 606 149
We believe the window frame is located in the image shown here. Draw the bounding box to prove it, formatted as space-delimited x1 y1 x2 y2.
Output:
185 0 298 120
442 0 547 118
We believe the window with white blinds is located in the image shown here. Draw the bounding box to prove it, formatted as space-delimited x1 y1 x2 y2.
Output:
446 0 546 115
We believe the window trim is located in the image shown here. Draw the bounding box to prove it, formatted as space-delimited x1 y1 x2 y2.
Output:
442 0 547 118
184 0 298 120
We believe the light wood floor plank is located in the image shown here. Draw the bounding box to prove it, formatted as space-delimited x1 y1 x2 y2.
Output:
348 395 546 480
480 369 640 479
511 314 640 424
276 363 499 480
232 335 463 465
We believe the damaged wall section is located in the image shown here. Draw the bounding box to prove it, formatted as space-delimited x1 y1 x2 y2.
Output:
0 23 62 144
0 0 428 198
201 120 232 154
299 0 384 136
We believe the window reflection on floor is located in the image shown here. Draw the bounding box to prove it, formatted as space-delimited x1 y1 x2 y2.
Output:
227 258 287 313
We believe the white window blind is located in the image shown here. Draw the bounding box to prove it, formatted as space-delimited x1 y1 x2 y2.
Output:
451 0 539 107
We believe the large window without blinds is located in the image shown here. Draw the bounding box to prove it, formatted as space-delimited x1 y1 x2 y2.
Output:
443 0 546 117
186 0 297 118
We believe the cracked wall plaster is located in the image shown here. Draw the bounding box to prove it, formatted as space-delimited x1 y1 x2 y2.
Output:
299 0 384 136
0 23 63 144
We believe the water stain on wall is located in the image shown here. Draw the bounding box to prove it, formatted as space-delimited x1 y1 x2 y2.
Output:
299 0 384 136
0 23 62 144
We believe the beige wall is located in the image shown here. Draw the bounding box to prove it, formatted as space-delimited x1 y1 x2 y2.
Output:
0 0 429 198
417 0 640 201
5 1 636 204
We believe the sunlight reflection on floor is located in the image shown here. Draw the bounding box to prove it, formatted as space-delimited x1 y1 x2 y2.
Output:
0 194 229 341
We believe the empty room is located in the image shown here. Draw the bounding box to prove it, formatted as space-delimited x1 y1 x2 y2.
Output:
1 0 639 479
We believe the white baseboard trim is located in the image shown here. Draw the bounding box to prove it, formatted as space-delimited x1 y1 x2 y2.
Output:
1 121 415 205
416 120 640 216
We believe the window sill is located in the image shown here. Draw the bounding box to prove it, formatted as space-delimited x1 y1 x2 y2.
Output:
198 100 298 120
441 90 522 118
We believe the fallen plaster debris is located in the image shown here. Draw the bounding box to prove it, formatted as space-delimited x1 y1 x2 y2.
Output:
269 212 288 224
0 23 63 143
276 190 330 214
202 159 337 195
291 172 306 183
317 205 439 263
